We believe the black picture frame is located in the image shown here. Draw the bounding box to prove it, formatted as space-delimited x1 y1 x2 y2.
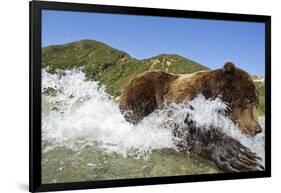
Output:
29 1 271 192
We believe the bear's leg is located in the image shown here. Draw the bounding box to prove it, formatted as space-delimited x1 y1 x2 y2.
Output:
120 99 157 124
173 115 264 172
207 134 264 172
119 75 160 124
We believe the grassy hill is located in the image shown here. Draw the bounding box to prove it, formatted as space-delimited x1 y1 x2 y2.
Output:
42 40 209 97
254 80 265 115
42 39 264 115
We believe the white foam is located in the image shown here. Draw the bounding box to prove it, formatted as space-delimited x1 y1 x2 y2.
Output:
42 69 174 158
42 69 264 161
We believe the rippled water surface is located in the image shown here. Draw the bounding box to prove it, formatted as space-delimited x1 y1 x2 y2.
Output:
41 69 264 184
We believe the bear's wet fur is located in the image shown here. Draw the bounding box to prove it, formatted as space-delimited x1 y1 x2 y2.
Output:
119 62 263 172
119 62 261 136
173 115 264 172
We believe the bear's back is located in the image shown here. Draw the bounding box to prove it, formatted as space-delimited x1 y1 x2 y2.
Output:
165 70 210 103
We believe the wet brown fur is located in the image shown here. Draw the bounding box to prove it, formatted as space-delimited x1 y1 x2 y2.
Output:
119 62 260 136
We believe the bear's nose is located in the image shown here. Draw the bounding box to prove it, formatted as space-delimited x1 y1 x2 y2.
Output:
255 124 262 134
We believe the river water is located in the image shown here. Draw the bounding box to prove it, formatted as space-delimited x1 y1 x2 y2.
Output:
41 69 265 184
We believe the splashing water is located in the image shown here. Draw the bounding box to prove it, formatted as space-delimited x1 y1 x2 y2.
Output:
42 69 175 158
41 69 264 183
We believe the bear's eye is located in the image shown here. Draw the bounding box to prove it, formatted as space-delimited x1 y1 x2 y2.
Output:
245 96 256 105
243 97 251 105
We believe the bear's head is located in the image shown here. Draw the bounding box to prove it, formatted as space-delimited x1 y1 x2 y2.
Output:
211 62 262 136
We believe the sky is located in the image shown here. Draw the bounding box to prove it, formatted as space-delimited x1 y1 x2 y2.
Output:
42 10 265 76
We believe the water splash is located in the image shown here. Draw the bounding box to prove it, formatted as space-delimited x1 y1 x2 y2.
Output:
42 69 264 161
42 69 174 158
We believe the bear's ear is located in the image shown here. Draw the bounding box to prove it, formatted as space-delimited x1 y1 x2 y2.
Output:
223 61 235 74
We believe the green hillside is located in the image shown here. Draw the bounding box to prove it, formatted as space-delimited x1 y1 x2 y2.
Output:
42 40 209 97
42 39 264 114
254 80 265 115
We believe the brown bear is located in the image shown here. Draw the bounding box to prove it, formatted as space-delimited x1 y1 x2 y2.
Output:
119 61 262 136
119 62 264 172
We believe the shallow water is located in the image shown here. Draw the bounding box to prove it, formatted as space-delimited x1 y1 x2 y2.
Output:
42 145 219 183
41 69 264 184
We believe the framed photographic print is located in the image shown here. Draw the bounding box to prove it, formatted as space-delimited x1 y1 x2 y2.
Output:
30 0 271 192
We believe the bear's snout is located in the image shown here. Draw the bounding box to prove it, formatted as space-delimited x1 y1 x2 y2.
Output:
255 124 262 135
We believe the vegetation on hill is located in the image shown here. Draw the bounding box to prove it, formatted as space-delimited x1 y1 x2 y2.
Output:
42 39 265 115
254 81 265 115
